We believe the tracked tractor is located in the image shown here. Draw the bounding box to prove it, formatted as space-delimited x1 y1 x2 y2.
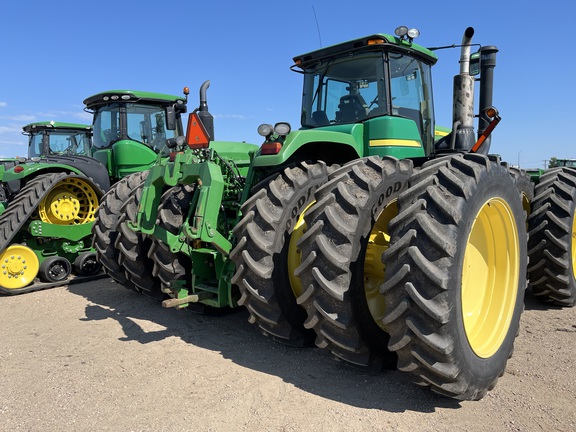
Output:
0 122 94 206
0 121 103 294
0 91 187 295
95 27 528 400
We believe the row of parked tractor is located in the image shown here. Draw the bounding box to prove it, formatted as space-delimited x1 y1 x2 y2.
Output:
1 26 574 401
0 89 187 293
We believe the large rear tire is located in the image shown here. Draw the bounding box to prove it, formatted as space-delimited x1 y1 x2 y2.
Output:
295 156 412 367
528 167 576 306
382 154 527 400
230 162 330 346
148 185 195 292
116 177 164 300
92 172 149 291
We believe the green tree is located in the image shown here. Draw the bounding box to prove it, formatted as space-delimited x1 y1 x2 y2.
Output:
549 157 557 168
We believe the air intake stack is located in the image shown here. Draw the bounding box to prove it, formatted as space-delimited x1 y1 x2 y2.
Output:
476 46 498 153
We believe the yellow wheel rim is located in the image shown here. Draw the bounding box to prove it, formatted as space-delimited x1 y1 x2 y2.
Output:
364 201 397 331
520 190 531 233
0 245 40 289
462 197 520 358
287 202 316 298
37 178 99 224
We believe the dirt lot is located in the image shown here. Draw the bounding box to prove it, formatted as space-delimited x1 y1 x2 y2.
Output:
1 278 574 432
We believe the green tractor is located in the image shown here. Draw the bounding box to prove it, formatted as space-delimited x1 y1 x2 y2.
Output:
0 121 102 294
0 121 93 210
95 27 528 400
526 159 576 182
0 91 187 294
24 121 93 157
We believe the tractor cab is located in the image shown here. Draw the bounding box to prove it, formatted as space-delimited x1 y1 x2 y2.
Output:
83 90 187 180
256 26 497 168
295 32 437 156
23 121 92 158
253 28 439 166
555 159 576 168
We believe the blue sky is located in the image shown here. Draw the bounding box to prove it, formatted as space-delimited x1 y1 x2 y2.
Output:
1 1 574 169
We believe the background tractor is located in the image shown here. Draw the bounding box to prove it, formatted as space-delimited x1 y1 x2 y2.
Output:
95 27 529 400
0 91 187 294
0 121 93 208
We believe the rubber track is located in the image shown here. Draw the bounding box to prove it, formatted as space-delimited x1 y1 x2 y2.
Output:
381 153 526 400
0 172 73 253
295 156 411 367
527 167 576 306
230 162 329 345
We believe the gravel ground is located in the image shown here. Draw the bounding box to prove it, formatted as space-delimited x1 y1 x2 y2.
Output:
1 278 575 432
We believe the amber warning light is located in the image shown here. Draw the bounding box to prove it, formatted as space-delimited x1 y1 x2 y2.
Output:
186 112 210 149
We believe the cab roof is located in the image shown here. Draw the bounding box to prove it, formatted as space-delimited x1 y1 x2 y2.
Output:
83 90 186 108
22 121 91 133
293 33 438 68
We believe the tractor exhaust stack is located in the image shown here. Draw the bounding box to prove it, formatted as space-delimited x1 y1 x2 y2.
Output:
198 80 215 141
452 27 476 152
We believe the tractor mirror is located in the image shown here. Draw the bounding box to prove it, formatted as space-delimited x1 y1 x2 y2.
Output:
165 106 176 130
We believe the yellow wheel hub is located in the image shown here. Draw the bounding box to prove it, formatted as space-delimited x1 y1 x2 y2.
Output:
462 197 520 358
37 178 99 225
0 244 40 289
287 202 315 298
364 201 397 331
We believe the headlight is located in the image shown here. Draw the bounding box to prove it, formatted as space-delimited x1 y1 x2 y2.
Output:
395 26 419 41
274 122 291 136
395 26 408 37
166 136 185 149
257 123 273 137
407 28 420 39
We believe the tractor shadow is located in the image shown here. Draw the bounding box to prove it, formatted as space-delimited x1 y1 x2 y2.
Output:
68 278 462 413
523 289 567 311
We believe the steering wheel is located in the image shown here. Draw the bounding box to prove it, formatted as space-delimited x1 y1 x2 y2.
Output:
368 95 379 109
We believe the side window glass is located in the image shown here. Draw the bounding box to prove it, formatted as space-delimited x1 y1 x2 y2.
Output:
389 53 435 152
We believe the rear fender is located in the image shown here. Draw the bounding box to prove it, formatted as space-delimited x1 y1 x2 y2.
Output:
252 126 364 167
3 164 87 197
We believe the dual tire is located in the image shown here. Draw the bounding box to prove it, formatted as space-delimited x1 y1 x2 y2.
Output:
295 156 412 368
92 171 163 298
230 161 331 345
296 154 526 400
528 167 576 306
382 154 527 400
